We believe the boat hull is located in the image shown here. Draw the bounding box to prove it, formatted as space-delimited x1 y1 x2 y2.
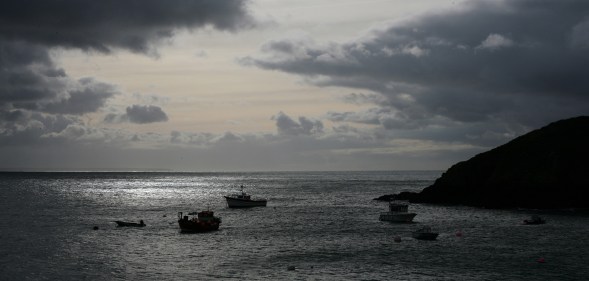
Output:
178 220 220 233
115 221 145 227
225 196 267 208
379 212 416 223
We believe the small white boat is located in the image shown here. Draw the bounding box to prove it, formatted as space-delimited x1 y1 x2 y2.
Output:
224 185 267 208
379 201 417 223
114 220 145 227
412 226 439 241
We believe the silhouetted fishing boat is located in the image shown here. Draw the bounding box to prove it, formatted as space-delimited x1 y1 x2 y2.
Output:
177 210 221 232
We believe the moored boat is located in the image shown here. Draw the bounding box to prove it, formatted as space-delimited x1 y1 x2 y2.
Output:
412 226 439 240
523 215 546 225
115 220 145 227
224 185 267 208
379 201 417 222
177 210 221 233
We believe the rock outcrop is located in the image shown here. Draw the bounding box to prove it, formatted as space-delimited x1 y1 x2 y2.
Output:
411 116 589 208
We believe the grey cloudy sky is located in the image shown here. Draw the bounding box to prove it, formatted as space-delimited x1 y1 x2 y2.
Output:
1 0 588 171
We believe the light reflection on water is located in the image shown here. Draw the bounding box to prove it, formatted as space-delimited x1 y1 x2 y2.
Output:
1 171 588 280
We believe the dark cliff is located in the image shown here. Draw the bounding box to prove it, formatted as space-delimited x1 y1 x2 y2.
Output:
412 116 589 208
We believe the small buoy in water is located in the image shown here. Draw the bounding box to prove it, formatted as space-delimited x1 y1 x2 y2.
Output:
537 257 546 263
455 230 463 237
394 236 402 243
163 214 167 217
287 265 296 271
93 226 99 230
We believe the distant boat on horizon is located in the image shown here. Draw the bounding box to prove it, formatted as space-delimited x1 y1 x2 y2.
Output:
523 215 546 225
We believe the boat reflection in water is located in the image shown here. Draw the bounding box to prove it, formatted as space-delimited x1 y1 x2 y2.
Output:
177 211 221 233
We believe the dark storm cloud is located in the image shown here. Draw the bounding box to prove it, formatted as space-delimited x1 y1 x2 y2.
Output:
0 0 254 145
0 42 64 106
0 42 119 116
243 0 589 136
0 42 117 123
105 104 169 124
0 0 255 54
125 105 169 124
272 112 323 136
0 111 82 145
39 78 118 115
1 0 254 114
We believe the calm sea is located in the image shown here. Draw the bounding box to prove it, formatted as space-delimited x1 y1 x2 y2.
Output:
0 171 588 280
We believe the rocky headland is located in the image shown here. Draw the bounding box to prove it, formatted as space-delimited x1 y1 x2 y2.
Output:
378 116 589 209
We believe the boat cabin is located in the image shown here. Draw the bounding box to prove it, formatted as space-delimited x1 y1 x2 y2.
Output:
178 211 221 223
230 185 251 200
233 192 251 200
197 210 217 222
388 203 409 213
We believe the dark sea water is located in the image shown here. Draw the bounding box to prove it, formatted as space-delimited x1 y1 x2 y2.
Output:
1 171 588 280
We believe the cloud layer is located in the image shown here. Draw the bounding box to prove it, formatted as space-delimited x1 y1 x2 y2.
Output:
242 0 589 141
0 0 255 53
2 0 588 171
0 0 254 146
